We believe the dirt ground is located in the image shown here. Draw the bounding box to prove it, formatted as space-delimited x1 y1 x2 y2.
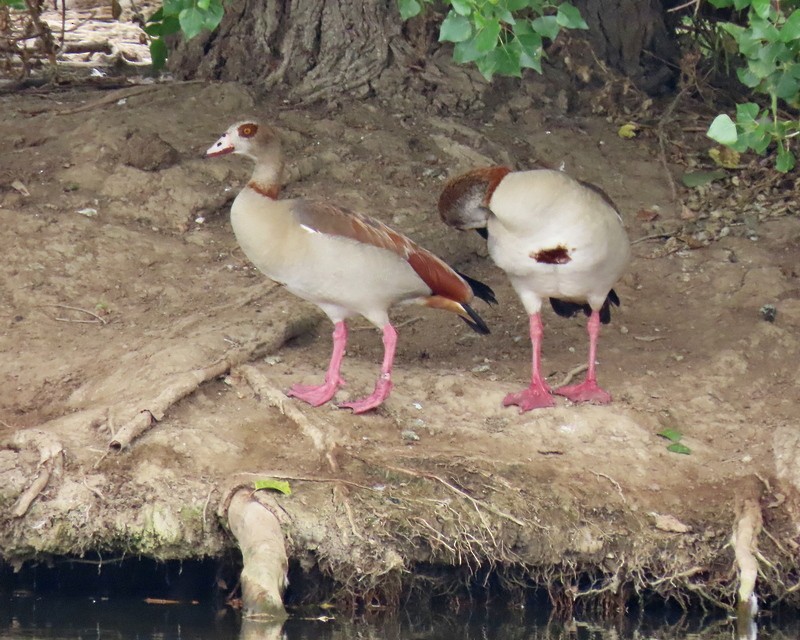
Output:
1 9 799 614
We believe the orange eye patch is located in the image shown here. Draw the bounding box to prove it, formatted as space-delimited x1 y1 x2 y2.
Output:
238 123 258 138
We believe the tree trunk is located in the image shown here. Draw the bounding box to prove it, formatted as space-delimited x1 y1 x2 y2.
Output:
169 0 401 102
169 0 678 100
576 0 679 94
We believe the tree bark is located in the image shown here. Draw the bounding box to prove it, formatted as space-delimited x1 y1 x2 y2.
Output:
576 0 679 94
169 0 679 100
169 0 401 102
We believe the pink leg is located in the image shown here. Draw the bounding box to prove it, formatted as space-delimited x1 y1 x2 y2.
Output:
339 323 396 414
286 321 347 406
554 310 612 404
503 313 555 411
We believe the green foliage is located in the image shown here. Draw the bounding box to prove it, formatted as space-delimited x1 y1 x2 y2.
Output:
398 0 588 80
657 428 692 455
705 0 799 172
0 0 26 9
145 0 225 70
253 479 292 495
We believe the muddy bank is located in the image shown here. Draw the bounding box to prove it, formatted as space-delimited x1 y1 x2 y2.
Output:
1 79 799 613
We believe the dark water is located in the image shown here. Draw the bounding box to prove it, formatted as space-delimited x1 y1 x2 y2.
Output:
1 596 798 640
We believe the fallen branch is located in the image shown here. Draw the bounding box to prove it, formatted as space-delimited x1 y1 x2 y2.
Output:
10 429 64 518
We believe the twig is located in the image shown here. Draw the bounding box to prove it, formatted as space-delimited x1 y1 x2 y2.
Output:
555 363 588 388
39 303 107 325
590 470 627 504
655 83 693 204
631 232 673 245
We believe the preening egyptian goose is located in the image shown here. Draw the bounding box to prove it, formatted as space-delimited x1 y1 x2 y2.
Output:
207 121 496 414
438 166 630 411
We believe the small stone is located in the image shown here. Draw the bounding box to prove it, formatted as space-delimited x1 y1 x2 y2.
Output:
759 304 777 323
401 430 420 442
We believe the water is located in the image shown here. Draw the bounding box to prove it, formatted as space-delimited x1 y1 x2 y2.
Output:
2 596 798 640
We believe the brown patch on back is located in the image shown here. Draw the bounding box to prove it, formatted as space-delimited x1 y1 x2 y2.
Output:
291 200 473 303
532 246 572 264
248 181 280 199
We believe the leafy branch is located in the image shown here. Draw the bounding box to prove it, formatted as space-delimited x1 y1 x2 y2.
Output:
399 0 588 80
705 0 799 172
144 0 224 69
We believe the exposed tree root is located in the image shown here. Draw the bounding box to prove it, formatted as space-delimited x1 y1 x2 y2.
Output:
8 429 64 517
107 313 317 452
733 479 763 618
226 488 289 619
109 359 231 450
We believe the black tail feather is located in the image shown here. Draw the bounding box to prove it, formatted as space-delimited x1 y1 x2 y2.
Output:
549 288 621 325
460 302 491 335
474 227 489 240
457 270 497 305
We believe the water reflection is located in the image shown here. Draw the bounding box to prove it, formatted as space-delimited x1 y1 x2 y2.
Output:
2 596 798 640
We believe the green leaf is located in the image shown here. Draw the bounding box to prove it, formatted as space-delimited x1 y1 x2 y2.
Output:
556 2 588 30
150 37 168 70
450 0 473 17
707 114 739 145
161 15 182 36
736 102 760 122
681 170 728 187
667 442 692 455
0 0 26 8
398 0 422 20
143 22 163 37
253 479 292 495
439 13 473 42
474 18 501 53
750 0 772 20
203 0 224 30
163 0 187 17
179 6 206 39
531 15 559 40
657 428 684 443
453 36 484 63
492 44 523 77
147 7 164 22
776 145 796 172
780 10 800 43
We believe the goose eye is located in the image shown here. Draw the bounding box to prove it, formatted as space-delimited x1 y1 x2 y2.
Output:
238 123 258 138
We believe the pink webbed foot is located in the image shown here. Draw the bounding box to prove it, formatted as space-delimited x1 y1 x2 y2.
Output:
502 381 555 412
554 379 612 404
338 377 393 414
286 376 344 407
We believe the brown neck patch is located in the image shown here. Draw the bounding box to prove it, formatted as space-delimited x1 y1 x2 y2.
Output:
248 181 280 199
478 166 512 206
532 245 571 264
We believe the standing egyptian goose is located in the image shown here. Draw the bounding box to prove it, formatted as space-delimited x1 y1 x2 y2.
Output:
438 166 630 411
207 121 496 414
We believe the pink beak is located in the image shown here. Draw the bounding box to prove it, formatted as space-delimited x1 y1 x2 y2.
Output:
206 133 234 157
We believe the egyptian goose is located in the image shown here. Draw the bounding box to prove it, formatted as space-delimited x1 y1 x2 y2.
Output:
206 121 496 414
438 166 630 411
